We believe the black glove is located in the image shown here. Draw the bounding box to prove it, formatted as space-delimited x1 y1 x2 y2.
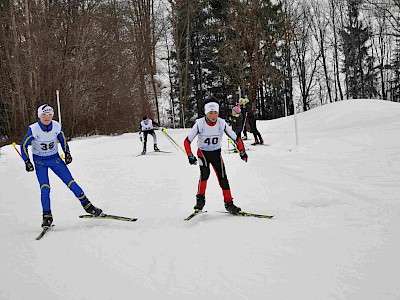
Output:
65 151 72 165
239 150 248 162
188 153 197 165
25 159 34 172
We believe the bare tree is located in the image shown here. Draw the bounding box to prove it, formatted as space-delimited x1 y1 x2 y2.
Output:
291 1 321 111
310 0 333 104
0 0 161 141
328 0 345 101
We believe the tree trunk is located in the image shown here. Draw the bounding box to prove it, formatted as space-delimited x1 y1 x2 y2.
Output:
330 0 344 101
9 2 27 130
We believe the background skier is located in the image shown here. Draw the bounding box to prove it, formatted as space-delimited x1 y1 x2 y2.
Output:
239 97 264 145
139 116 162 155
227 105 243 153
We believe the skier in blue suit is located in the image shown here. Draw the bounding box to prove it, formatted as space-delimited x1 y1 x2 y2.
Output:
21 104 102 228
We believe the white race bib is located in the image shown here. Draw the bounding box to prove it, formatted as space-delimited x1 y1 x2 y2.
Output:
30 121 61 157
196 118 226 151
141 119 154 131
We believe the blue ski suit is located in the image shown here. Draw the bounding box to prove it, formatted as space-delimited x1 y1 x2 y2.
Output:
21 120 87 213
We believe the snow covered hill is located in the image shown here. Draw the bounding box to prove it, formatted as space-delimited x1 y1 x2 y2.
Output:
0 99 399 299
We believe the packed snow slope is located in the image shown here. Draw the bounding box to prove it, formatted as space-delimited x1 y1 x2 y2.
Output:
0 99 399 300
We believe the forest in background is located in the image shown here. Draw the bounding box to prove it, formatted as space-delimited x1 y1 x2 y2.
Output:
1 0 400 144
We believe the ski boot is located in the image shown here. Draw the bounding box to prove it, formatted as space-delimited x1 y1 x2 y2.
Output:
154 144 160 152
224 201 241 214
251 140 260 146
242 135 248 140
260 138 264 145
82 200 103 216
194 194 205 211
141 149 146 155
42 211 53 228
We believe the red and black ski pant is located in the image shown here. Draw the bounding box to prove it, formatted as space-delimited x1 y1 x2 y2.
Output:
196 148 233 202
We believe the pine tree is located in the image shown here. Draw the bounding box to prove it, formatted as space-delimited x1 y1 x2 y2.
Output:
340 0 377 99
170 0 238 125
220 0 287 119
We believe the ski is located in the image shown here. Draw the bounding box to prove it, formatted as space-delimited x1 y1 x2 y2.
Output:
79 214 137 222
184 210 207 221
35 225 54 240
224 149 240 154
224 149 251 154
134 150 172 157
134 152 147 157
219 211 273 219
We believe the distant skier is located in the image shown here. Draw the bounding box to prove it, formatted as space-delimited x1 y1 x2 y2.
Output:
184 100 248 214
239 97 264 145
139 116 162 155
228 105 243 137
227 105 243 153
20 104 102 229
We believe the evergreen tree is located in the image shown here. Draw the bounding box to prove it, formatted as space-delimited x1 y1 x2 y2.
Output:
220 0 287 119
340 0 377 99
199 0 238 119
170 0 237 126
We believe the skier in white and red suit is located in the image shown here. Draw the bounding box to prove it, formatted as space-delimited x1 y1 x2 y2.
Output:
183 100 248 214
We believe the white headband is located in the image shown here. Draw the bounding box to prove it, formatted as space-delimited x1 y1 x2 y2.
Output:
37 104 54 118
204 102 219 114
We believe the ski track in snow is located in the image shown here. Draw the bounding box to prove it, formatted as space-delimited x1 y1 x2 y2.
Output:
0 99 399 299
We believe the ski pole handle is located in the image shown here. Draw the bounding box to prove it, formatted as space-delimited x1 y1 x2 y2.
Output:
139 132 144 145
229 139 239 151
12 142 23 159
13 142 34 171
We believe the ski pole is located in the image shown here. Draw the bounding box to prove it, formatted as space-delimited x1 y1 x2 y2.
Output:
162 130 179 151
13 141 64 160
165 132 186 154
241 112 248 137
161 130 186 154
229 139 239 151
12 142 23 159
162 129 181 152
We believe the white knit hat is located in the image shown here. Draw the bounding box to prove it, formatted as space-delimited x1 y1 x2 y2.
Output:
37 104 54 118
204 102 219 114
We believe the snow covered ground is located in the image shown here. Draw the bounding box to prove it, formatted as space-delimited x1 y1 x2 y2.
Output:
0 99 399 299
